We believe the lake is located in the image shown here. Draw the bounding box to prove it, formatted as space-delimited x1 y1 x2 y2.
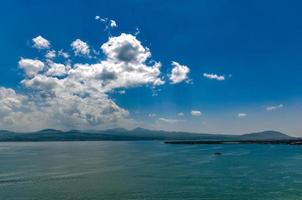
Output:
0 141 302 200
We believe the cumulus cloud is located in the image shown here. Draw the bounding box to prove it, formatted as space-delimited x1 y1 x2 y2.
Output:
102 33 150 64
0 87 27 115
71 39 90 56
191 110 202 117
32 36 50 49
0 86 130 131
203 73 225 81
46 62 69 77
169 61 190 84
0 33 167 131
238 113 247 118
18 58 45 78
99 33 164 88
266 104 283 111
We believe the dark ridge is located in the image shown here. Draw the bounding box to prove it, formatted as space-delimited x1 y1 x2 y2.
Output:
239 130 291 140
0 128 296 142
36 129 64 134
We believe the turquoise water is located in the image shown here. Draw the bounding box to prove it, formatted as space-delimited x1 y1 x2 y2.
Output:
0 142 302 200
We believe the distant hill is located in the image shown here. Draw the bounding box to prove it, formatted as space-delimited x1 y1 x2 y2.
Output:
0 128 295 142
239 131 292 140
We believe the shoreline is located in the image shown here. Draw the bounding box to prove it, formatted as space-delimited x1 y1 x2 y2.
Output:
164 139 302 145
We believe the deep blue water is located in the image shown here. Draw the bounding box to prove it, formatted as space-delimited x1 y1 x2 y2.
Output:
0 141 302 200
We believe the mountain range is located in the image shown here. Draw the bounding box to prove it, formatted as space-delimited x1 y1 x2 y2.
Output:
0 128 294 142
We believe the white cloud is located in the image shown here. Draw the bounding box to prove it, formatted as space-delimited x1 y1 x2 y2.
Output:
110 20 117 28
45 50 56 59
0 33 166 131
71 39 90 56
135 27 140 36
238 113 247 118
266 104 284 111
177 112 184 116
0 86 131 131
18 58 45 78
148 113 156 118
0 87 27 114
99 33 164 88
158 117 183 123
203 73 225 81
95 16 118 29
169 61 190 84
191 110 202 117
101 33 150 64
32 36 50 49
95 16 106 22
21 74 61 91
46 62 68 77
58 50 70 58
117 90 125 94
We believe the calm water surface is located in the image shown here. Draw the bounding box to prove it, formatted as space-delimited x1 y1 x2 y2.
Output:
0 141 302 200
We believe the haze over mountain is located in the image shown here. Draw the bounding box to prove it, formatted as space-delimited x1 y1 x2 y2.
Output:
0 128 293 142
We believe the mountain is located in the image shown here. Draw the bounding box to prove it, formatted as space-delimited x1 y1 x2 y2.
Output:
0 130 16 140
239 131 292 140
0 128 295 142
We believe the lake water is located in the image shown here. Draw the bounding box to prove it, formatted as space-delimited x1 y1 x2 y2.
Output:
0 141 302 200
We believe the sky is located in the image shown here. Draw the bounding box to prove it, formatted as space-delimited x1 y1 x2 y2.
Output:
0 0 301 135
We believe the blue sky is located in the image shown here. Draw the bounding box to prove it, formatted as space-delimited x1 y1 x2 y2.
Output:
0 0 301 135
